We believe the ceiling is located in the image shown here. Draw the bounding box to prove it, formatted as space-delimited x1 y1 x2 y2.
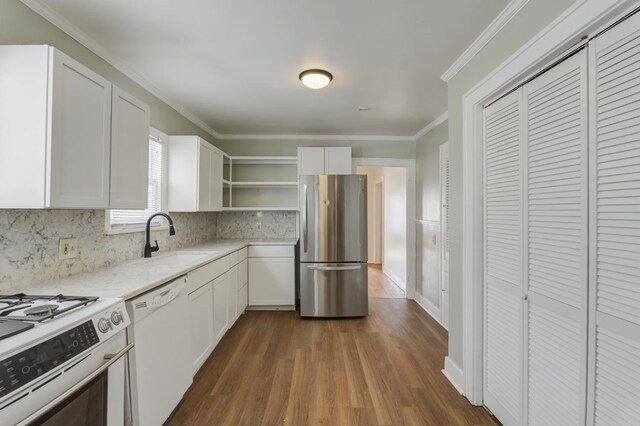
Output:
31 0 508 137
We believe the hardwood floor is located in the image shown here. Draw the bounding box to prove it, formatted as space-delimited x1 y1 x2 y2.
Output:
166 299 499 425
368 264 406 299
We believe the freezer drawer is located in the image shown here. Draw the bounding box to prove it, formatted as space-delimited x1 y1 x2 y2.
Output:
300 263 368 317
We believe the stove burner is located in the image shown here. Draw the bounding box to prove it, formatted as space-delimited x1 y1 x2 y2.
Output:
0 294 99 323
24 304 59 316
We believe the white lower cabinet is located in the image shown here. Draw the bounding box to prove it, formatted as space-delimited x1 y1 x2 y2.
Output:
188 282 214 374
228 265 239 325
238 259 248 314
248 246 295 307
212 272 230 343
184 247 260 377
238 283 248 313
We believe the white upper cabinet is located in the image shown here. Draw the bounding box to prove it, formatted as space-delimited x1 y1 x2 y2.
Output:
0 45 112 208
109 86 150 209
298 147 351 175
298 147 325 175
324 147 352 174
168 136 223 212
211 148 223 211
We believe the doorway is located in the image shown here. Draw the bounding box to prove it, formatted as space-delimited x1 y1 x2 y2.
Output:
357 166 407 299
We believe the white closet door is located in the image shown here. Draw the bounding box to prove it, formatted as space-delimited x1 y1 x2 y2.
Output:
589 12 640 425
524 49 589 426
483 89 525 426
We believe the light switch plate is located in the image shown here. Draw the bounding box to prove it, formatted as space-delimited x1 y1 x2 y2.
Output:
59 238 78 260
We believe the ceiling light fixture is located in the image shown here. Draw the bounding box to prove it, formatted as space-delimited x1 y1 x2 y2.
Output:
357 106 371 111
299 69 333 89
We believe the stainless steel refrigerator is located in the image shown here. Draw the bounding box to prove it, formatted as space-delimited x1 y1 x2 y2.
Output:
299 174 368 317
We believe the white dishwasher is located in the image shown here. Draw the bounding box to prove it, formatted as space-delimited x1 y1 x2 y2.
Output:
126 275 192 426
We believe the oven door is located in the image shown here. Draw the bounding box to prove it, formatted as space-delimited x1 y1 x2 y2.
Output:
6 331 133 426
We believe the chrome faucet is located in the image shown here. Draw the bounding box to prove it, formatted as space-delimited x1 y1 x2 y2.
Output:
144 213 175 258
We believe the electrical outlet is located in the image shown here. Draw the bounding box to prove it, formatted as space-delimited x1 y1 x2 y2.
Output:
256 222 262 231
59 238 78 260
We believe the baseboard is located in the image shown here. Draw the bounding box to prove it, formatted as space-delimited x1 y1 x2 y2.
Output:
413 292 446 328
245 305 294 311
382 266 406 290
442 356 464 395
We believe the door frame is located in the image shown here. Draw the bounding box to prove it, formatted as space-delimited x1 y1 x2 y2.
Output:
375 179 384 264
439 142 449 329
459 0 637 405
353 157 416 299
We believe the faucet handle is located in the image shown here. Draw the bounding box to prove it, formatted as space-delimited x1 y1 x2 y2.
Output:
152 240 160 253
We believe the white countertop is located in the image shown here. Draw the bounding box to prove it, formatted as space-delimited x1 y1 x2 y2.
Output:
23 239 298 301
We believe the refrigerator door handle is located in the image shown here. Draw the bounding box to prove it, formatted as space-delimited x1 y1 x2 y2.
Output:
307 264 362 271
303 183 308 253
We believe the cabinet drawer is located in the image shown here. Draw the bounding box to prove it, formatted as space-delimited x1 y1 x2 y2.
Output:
248 245 294 258
237 247 248 263
239 259 248 286
187 256 229 293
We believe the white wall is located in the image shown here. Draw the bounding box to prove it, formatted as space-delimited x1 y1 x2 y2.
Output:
357 167 384 263
383 167 407 290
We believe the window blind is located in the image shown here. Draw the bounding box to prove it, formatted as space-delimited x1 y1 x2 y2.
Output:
109 136 164 228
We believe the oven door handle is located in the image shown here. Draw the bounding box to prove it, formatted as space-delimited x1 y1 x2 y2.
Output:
16 342 135 426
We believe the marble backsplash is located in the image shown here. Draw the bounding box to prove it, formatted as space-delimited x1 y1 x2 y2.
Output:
0 209 297 294
215 211 297 239
0 210 217 293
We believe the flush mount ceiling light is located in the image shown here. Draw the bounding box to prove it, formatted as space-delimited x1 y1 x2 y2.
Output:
299 69 333 89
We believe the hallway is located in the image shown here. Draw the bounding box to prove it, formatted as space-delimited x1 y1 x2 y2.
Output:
368 264 406 299
166 297 497 425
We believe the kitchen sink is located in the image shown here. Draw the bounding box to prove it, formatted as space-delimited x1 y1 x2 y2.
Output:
135 252 212 267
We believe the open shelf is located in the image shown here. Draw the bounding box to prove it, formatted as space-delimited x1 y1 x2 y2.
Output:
222 207 298 211
231 156 297 165
231 181 298 188
223 156 299 211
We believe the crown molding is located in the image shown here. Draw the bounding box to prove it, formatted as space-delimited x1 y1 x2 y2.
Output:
218 133 416 142
440 0 530 82
414 111 448 140
20 0 221 140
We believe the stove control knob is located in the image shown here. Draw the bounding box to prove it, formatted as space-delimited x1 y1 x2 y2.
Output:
111 311 123 325
98 318 112 333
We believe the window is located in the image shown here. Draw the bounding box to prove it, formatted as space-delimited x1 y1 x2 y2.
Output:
106 128 168 233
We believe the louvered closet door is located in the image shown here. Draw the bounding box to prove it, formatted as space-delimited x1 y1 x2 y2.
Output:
589 12 640 425
483 89 525 426
524 49 589 426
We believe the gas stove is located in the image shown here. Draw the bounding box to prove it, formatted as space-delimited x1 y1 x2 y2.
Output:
0 294 99 341
0 294 130 424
